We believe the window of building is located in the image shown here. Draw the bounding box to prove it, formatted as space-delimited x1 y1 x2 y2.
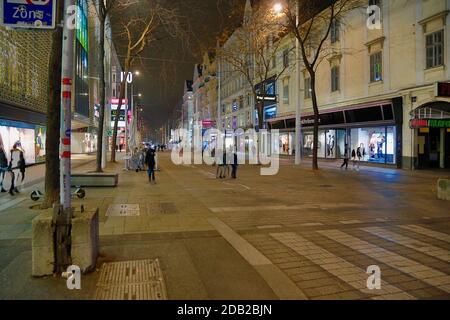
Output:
369 0 381 6
112 73 116 83
304 77 312 99
331 19 340 43
426 30 444 69
331 66 340 92
370 51 382 82
283 49 290 68
283 83 289 104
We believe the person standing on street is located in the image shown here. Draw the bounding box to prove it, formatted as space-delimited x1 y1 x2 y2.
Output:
145 148 156 184
340 144 349 170
356 146 362 171
9 142 25 195
231 149 238 179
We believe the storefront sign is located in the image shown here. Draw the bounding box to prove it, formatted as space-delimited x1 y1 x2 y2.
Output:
202 120 215 128
410 119 450 128
256 95 277 102
436 82 450 98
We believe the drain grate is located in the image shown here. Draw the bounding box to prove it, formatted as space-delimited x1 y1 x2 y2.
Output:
106 204 140 217
95 259 168 300
160 202 178 214
146 202 178 215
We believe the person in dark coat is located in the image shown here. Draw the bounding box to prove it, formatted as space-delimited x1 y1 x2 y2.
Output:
231 150 238 179
0 146 9 193
340 144 349 170
145 148 156 183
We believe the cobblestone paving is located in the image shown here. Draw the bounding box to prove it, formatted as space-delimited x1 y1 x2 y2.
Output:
238 219 450 299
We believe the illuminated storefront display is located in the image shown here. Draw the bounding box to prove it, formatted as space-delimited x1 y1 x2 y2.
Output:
0 119 45 164
269 99 403 166
75 0 89 118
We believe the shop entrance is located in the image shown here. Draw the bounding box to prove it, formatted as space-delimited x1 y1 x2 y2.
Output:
445 130 450 169
418 128 444 169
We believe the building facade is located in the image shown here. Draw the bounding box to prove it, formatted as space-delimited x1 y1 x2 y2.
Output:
217 0 450 170
0 0 122 160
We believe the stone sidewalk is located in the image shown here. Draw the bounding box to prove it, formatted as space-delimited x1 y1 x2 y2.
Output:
0 151 449 300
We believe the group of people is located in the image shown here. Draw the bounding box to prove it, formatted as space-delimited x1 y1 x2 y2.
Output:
215 148 239 179
340 144 365 171
0 142 26 196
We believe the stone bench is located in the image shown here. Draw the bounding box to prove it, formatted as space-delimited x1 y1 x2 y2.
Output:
32 207 99 277
71 173 118 187
437 178 450 201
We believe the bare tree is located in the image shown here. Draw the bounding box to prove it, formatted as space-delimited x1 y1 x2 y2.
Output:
216 1 294 130
41 0 64 209
110 0 188 162
281 0 363 170
92 0 117 172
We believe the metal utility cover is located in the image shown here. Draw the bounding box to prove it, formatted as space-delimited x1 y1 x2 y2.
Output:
95 259 168 300
106 204 140 216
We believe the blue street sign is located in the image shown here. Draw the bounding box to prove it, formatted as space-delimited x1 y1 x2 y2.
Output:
1 0 56 29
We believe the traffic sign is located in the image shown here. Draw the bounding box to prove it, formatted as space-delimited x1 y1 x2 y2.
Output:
0 0 56 29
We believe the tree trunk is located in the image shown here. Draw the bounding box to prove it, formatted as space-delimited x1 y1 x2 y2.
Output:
95 15 106 172
310 72 320 171
110 61 129 163
41 0 64 209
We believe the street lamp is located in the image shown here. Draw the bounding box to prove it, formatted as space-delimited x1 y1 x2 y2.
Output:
273 3 283 15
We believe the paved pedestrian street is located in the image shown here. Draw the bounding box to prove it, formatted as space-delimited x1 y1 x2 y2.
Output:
0 152 449 300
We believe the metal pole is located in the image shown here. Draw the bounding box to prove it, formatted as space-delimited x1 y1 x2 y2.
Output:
60 0 75 209
217 56 221 130
295 0 302 165
124 75 128 170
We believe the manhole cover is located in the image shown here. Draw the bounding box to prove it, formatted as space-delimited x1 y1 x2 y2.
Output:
146 203 178 215
106 204 140 216
95 259 168 300
160 202 178 214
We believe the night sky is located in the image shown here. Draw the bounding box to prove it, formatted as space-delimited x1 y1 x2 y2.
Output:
111 0 246 132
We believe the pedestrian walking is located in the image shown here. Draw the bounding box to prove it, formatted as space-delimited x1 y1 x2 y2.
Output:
231 150 238 179
351 148 357 170
9 142 25 195
145 148 156 184
340 144 349 170
0 145 10 193
356 147 362 171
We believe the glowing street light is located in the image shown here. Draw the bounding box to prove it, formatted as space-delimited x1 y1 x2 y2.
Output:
273 3 283 14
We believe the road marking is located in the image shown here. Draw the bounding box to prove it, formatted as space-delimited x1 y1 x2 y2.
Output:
363 227 450 263
209 203 365 213
238 184 251 190
0 197 27 213
319 229 450 294
400 225 450 244
340 220 363 225
257 225 283 230
270 232 414 299
208 217 307 299
300 222 324 227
